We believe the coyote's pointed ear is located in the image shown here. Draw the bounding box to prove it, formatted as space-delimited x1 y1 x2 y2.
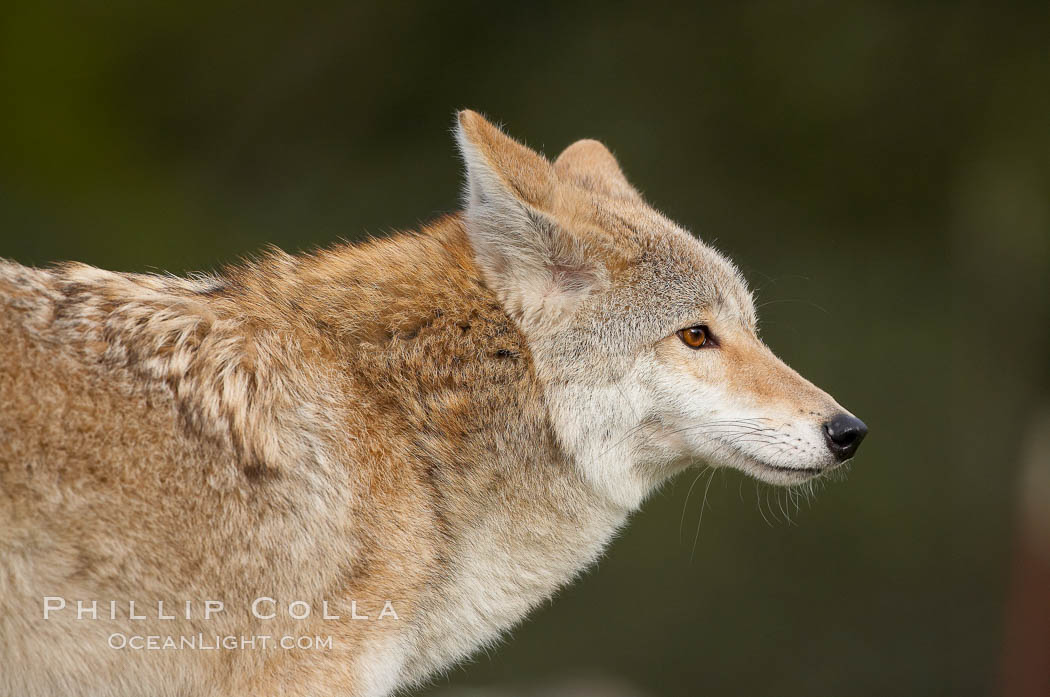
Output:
456 110 604 332
555 139 641 202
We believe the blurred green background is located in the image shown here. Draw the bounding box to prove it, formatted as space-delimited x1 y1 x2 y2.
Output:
2 2 1048 695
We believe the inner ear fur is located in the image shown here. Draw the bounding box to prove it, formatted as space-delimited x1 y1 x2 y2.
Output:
455 110 607 332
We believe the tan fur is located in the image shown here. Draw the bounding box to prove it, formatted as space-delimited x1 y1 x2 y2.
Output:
0 112 861 696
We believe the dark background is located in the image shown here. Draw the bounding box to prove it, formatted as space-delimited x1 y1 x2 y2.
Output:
2 2 1048 696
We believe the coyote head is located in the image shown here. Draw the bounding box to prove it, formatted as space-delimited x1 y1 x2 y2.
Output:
456 111 866 508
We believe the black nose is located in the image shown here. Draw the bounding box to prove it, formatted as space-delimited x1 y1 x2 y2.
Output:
823 414 868 461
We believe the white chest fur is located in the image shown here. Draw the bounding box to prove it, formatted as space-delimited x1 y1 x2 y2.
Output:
398 494 627 689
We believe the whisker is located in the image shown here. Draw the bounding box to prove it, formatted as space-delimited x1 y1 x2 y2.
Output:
678 468 707 541
690 467 718 562
753 297 829 315
755 483 773 527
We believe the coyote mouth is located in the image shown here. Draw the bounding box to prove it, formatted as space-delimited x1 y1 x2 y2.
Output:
711 442 827 483
765 463 824 475
752 462 826 485
733 452 827 483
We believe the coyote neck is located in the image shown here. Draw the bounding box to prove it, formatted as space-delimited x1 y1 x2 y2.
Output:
217 218 635 687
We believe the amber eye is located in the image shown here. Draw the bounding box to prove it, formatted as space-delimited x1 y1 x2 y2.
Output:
677 325 710 349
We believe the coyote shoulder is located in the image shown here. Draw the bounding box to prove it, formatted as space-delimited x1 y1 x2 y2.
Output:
0 111 865 697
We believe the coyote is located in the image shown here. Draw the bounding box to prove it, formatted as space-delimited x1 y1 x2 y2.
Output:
0 111 866 696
